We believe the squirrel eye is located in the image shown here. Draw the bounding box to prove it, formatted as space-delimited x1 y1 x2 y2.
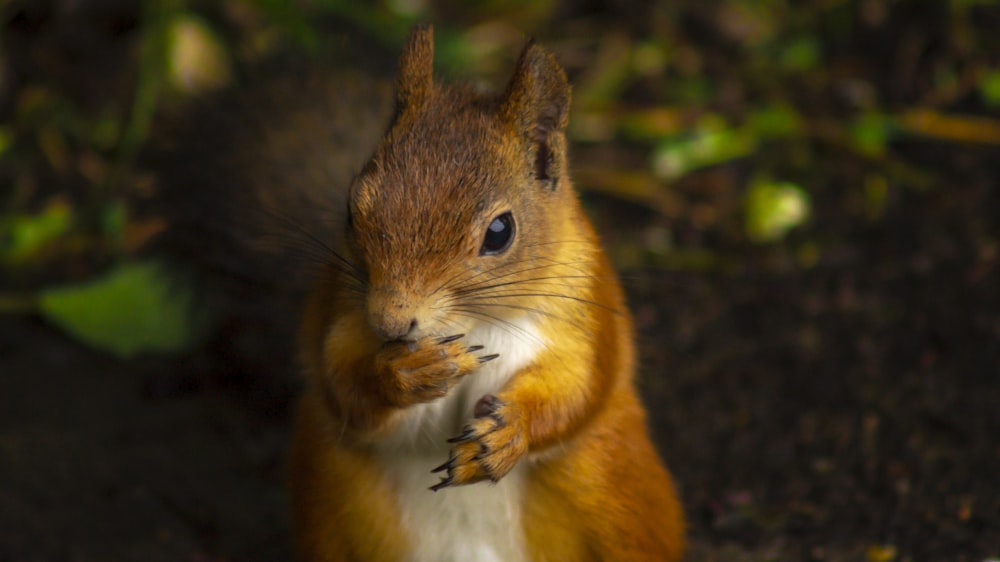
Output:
480 212 515 256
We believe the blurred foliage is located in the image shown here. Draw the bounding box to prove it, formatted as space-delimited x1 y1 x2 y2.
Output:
745 179 810 243
1 198 73 265
1 0 999 355
38 260 209 358
165 13 232 94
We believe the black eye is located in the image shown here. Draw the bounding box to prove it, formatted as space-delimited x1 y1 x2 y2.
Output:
480 212 515 255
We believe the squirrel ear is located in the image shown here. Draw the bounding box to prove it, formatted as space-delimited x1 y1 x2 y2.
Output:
395 24 435 112
500 41 571 189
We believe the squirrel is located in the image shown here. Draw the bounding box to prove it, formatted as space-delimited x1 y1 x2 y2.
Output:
150 24 684 562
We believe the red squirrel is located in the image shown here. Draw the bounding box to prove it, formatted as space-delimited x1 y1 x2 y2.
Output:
288 26 684 561
150 23 684 561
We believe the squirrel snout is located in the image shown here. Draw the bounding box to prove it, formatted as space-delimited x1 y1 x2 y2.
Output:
372 315 419 341
367 289 421 341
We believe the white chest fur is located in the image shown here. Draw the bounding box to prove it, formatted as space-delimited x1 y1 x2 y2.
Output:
376 316 544 562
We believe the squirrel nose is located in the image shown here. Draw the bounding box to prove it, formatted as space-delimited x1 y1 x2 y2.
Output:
368 288 420 340
373 316 418 341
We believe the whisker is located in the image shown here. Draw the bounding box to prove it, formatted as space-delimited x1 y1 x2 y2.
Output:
459 292 622 315
436 254 568 295
445 274 606 301
443 258 603 296
435 315 465 338
449 309 550 351
261 207 368 285
462 301 587 330
522 253 600 280
515 239 597 250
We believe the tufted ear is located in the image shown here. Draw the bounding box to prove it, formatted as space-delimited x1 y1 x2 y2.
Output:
500 41 571 189
395 24 435 113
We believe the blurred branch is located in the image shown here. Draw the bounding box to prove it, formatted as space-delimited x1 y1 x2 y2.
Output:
0 292 39 315
575 166 684 218
896 109 1000 145
109 0 177 195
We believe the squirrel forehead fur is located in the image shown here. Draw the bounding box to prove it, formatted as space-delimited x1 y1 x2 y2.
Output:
354 88 523 225
353 94 544 234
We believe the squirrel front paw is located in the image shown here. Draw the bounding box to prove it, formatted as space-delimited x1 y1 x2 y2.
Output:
430 394 527 491
375 334 498 408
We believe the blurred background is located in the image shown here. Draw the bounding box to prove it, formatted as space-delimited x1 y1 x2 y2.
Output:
1 0 998 560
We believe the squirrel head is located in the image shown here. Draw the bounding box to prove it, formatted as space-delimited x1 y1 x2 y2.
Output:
344 25 585 342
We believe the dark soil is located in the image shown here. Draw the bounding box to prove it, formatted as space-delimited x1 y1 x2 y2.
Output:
0 317 289 562
3 2 1000 561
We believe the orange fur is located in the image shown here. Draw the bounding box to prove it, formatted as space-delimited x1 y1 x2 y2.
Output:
289 25 684 561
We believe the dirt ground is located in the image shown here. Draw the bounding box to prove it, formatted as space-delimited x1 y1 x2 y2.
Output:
0 317 289 562
3 2 1000 561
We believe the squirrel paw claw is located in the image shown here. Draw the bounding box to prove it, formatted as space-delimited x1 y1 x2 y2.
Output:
431 395 526 488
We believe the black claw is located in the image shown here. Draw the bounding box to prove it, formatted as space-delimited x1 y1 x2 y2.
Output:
429 477 453 492
431 457 454 474
436 334 464 344
466 345 484 353
478 353 500 364
447 427 475 443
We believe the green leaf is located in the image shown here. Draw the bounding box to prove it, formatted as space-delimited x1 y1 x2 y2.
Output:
980 69 1000 108
0 201 73 266
850 113 890 157
39 261 208 358
745 179 810 243
653 116 757 179
747 104 802 138
779 36 820 70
